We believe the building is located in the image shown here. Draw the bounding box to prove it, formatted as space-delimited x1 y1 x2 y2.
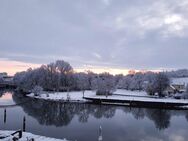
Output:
0 72 13 84
165 84 186 94
3 76 14 83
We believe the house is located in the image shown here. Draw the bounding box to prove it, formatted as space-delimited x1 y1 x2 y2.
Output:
165 84 186 95
165 77 188 95
165 85 176 94
172 84 186 93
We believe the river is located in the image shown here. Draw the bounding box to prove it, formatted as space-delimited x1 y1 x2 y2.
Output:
1 90 188 141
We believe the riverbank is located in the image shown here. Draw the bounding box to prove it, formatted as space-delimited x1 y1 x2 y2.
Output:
26 89 188 108
84 95 188 108
0 130 69 141
27 90 96 103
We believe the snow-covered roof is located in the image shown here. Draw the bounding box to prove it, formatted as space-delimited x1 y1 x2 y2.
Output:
171 77 188 85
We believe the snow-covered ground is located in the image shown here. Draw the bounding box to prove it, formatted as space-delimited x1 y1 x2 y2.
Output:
27 90 96 102
27 89 150 103
27 89 149 102
84 94 188 104
0 130 68 141
27 89 188 105
114 89 147 97
171 77 188 85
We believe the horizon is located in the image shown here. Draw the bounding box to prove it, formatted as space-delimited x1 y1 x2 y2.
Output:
0 59 175 76
0 57 174 76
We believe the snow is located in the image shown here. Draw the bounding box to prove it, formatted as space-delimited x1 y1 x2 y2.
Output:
27 89 188 105
114 89 147 97
84 94 188 104
171 77 188 85
27 89 148 102
27 90 96 102
0 130 68 141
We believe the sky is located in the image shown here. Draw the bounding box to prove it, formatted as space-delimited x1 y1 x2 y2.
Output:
0 0 188 75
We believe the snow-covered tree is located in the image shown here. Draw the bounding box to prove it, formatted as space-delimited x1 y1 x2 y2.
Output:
117 72 145 91
14 60 74 92
155 73 170 97
117 75 132 90
145 73 169 97
129 73 144 90
91 73 116 96
76 72 90 97
144 73 157 95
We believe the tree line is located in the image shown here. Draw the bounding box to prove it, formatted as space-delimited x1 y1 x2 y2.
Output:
14 60 175 96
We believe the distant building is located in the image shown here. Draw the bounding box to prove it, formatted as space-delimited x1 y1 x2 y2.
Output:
165 77 188 95
3 76 13 82
0 72 13 84
165 84 186 94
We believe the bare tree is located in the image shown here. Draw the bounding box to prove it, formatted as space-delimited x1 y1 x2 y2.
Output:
155 73 170 97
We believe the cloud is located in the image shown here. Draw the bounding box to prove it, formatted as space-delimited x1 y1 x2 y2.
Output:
0 0 188 73
102 0 111 6
92 52 102 59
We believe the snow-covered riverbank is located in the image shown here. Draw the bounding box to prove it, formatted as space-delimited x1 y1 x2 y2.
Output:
26 89 188 107
27 89 148 102
84 94 188 104
27 90 96 102
0 130 69 141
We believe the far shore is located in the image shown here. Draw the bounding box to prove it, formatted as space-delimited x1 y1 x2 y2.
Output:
25 89 188 109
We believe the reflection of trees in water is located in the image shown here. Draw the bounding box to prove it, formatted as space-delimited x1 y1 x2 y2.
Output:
122 107 171 130
12 95 116 126
12 94 188 130
93 105 116 119
122 107 145 120
130 108 145 120
145 109 171 130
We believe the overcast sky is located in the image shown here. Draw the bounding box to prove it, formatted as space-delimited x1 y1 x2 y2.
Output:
0 0 188 74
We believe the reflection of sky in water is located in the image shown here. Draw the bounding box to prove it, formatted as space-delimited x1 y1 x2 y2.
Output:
1 92 188 141
0 92 15 105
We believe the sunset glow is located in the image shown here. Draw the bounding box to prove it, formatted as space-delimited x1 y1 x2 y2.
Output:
0 59 163 76
0 59 40 75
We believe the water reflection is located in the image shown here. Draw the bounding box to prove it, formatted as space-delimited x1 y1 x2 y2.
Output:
146 109 171 130
13 95 116 126
12 94 188 131
0 90 15 105
1 92 188 141
0 89 11 98
4 109 6 123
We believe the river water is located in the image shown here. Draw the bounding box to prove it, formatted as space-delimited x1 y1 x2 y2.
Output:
1 90 188 141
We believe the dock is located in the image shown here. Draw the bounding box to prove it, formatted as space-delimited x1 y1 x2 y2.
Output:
84 95 188 109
